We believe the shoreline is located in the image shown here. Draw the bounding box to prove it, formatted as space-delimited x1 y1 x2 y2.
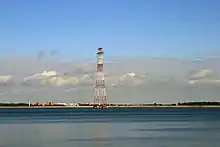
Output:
0 105 220 108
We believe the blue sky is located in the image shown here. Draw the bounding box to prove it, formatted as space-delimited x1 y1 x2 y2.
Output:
0 0 220 60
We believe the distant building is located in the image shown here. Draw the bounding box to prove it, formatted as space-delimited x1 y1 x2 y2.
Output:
56 103 67 106
68 103 79 106
31 102 46 106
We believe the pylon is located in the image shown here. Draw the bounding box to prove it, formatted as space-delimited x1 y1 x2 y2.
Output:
93 48 107 106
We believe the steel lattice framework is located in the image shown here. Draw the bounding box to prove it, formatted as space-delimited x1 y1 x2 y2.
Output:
93 48 107 105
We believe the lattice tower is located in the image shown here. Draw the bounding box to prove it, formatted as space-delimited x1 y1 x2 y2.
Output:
93 48 107 104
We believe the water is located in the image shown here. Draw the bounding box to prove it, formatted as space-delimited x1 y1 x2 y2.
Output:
0 108 219 147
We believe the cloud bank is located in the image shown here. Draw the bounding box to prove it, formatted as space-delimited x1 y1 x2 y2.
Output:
0 55 219 103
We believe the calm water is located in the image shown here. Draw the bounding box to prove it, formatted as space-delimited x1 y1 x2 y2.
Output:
0 108 220 147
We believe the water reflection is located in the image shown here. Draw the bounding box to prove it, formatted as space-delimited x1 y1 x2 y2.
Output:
66 123 110 147
94 123 106 147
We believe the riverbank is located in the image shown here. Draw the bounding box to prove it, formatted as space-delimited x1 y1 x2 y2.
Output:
0 105 220 108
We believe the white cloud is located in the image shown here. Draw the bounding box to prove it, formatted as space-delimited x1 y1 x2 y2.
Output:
188 69 220 86
24 70 58 81
24 70 80 87
0 75 12 83
43 76 79 87
0 56 219 103
23 70 146 88
114 72 146 87
191 69 213 79
188 79 220 85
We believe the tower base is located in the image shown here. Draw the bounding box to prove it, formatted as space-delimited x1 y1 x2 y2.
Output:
93 104 108 109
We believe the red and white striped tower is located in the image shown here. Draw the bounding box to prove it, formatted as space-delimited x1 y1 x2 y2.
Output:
93 48 107 105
